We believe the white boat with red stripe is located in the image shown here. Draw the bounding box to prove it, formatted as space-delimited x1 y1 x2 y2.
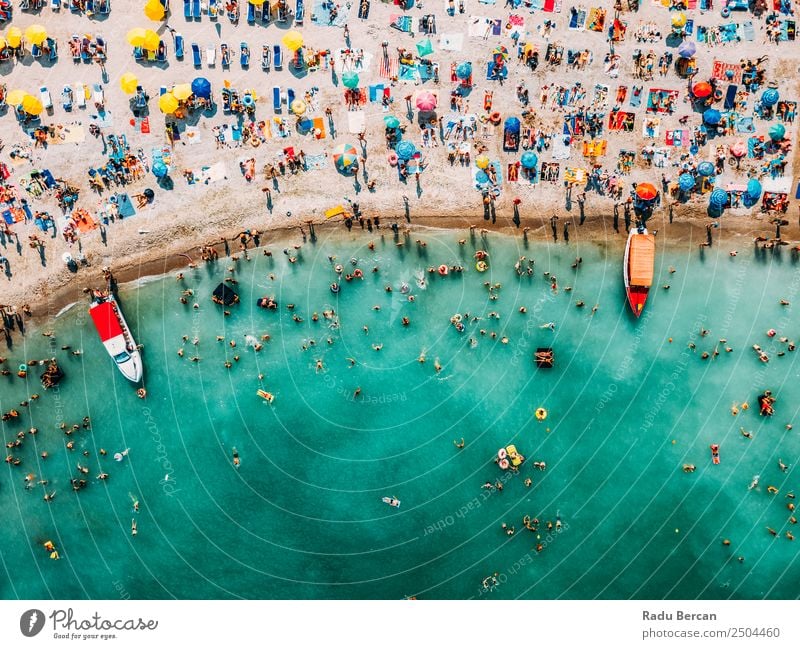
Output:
88 291 143 383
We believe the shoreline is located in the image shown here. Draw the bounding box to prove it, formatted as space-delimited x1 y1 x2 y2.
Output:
17 207 788 330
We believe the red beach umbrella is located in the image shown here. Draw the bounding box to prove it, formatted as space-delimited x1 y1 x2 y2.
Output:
635 182 658 201
692 82 712 98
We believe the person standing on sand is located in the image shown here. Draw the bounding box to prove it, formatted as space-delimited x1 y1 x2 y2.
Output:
563 221 570 243
550 214 558 241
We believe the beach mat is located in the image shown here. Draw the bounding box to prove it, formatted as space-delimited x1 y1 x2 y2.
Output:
347 111 366 134
439 33 464 51
305 153 329 170
201 162 228 184
115 193 136 217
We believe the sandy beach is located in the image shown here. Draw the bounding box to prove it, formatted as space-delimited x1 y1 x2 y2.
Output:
0 0 797 319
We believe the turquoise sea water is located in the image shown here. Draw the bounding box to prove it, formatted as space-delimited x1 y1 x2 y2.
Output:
2 230 800 599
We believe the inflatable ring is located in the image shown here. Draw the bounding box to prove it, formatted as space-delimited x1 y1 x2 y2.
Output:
489 111 501 124
251 136 261 147
334 264 344 274
19 364 27 372
713 89 723 101
498 458 510 470
354 268 364 278
451 313 462 323
243 94 255 107
721 7 730 17
497 448 507 459
535 407 548 421
476 260 488 272
438 264 449 276
767 329 776 337
387 152 399 166
330 282 340 293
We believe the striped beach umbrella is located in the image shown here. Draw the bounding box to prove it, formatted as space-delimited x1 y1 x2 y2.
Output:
697 161 715 177
492 45 509 60
333 144 358 171
761 88 779 107
678 173 695 191
396 140 416 161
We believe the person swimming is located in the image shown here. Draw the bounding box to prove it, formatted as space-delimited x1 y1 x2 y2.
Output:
232 448 240 468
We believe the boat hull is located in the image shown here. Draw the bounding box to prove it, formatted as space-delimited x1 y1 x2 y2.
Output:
623 227 655 318
89 295 143 383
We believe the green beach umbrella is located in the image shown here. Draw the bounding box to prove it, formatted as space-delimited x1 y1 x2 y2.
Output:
384 115 400 129
416 38 433 57
342 71 360 89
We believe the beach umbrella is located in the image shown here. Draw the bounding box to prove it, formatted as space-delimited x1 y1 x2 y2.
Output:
152 160 168 178
143 188 155 200
761 88 779 107
416 38 433 57
677 40 696 58
475 170 489 184
24 25 47 47
671 12 687 28
678 173 695 191
635 182 658 201
768 123 785 140
290 99 307 115
746 178 762 199
475 155 490 169
709 188 728 208
692 82 713 98
697 161 716 177
383 115 400 129
21 94 42 116
492 45 509 60
144 0 166 21
6 26 22 48
6 88 26 106
333 144 358 171
729 141 746 158
396 140 416 161
249 0 267 4
520 151 538 169
415 91 437 111
702 108 721 125
120 73 139 94
126 27 147 47
191 77 212 99
143 29 160 51
281 30 304 51
341 71 360 89
173 84 193 101
455 62 472 80
158 92 179 114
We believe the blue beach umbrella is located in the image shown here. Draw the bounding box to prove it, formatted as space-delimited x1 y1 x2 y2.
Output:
152 160 168 178
768 123 785 140
709 188 728 208
396 140 416 161
746 178 762 199
191 77 211 99
703 108 721 125
475 170 489 184
697 161 715 177
761 88 779 107
456 62 472 80
678 173 695 191
677 40 696 58
520 151 538 169
384 115 400 129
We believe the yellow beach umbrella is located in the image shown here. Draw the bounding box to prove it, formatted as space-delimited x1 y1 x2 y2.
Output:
671 12 687 28
6 26 22 48
22 94 43 115
281 30 303 51
6 88 26 106
158 92 178 114
290 99 307 115
126 27 147 47
249 0 267 4
173 83 192 101
475 155 490 169
143 29 160 51
144 0 166 21
24 25 47 46
120 73 139 94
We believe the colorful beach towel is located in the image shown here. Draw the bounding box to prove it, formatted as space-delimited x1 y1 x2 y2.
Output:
305 153 329 170
712 60 742 83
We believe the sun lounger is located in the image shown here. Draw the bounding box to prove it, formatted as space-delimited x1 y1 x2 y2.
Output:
192 42 201 66
296 0 304 24
40 86 52 110
184 0 191 17
92 83 104 106
51 0 60 9
240 42 250 67
227 1 238 21
209 0 218 18
272 85 281 112
273 44 282 69
192 0 200 18
220 43 230 67
156 41 167 62
31 44 42 58
75 83 86 108
99 0 110 13
133 46 144 61
48 38 58 61
174 33 184 58
205 44 216 66
287 88 295 106
247 0 255 22
261 44 270 70
261 2 271 23
61 86 73 111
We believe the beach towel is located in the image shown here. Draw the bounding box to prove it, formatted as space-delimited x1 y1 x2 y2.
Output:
685 19 693 36
742 21 754 41
747 136 764 157
569 8 585 30
200 162 228 184
719 23 740 42
478 0 495 5
379 56 399 79
563 167 587 185
780 20 795 41
504 14 524 38
390 14 413 32
586 7 606 32
724 84 738 110
182 128 202 144
439 33 464 51
665 129 682 146
643 117 661 138
552 136 571 159
736 116 755 133
471 159 503 189
486 61 508 80
73 210 97 233
305 153 328 170
90 110 113 128
399 63 421 83
348 111 366 134
313 0 350 26
712 60 742 83
629 87 642 108
468 16 500 38
115 193 136 217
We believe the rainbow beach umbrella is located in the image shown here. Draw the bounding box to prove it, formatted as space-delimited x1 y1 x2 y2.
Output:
333 144 358 172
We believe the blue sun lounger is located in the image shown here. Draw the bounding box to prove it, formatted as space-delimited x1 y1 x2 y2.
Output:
272 86 281 112
192 0 200 18
175 33 184 58
247 1 255 22
287 88 295 106
724 84 737 110
240 42 250 67
184 0 191 17
261 3 271 23
191 42 201 66
273 44 282 69
296 0 304 24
